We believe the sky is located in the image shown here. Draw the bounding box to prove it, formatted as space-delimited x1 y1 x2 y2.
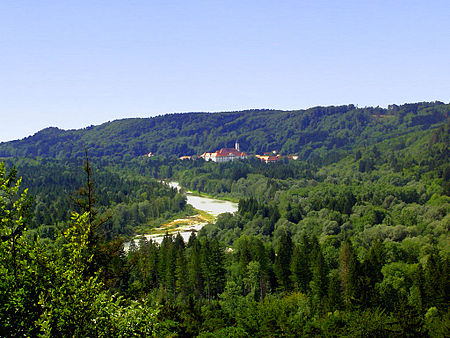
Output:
1 0 449 142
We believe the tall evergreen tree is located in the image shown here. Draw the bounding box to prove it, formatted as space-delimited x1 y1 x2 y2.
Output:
410 264 425 314
274 231 293 291
158 233 173 292
188 236 203 299
290 233 312 293
201 238 226 300
360 240 385 307
339 239 360 307
175 248 188 299
326 270 343 312
424 252 448 312
309 244 328 313
165 240 177 295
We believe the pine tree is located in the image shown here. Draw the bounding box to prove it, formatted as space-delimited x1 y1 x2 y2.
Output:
274 231 293 291
339 239 360 307
158 233 173 291
309 245 328 313
237 237 252 276
71 151 119 281
243 261 261 301
187 231 197 248
326 270 343 312
424 251 447 312
141 239 159 291
393 294 425 336
174 232 185 250
410 264 425 314
165 240 177 296
360 240 385 307
188 236 203 298
201 238 226 300
211 239 226 298
175 248 188 299
290 234 312 293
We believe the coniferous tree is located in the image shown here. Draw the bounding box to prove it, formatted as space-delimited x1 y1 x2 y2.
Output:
201 238 226 300
274 231 293 291
165 240 177 296
360 240 385 307
252 238 271 300
237 237 252 277
71 152 120 281
290 234 312 293
394 294 425 337
188 236 203 299
326 270 343 312
158 233 173 292
174 233 185 251
212 238 226 298
424 252 448 312
410 264 426 314
141 239 159 291
309 244 328 313
175 248 188 299
187 231 197 248
243 260 261 301
339 239 360 307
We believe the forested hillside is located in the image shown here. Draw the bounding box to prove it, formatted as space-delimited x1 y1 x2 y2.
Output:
1 102 449 336
0 101 448 161
1 157 192 240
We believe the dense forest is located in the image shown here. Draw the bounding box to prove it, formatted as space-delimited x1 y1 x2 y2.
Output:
0 156 191 241
0 102 449 336
0 101 448 161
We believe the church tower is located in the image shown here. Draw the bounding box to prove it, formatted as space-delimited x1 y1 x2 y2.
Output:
235 140 240 152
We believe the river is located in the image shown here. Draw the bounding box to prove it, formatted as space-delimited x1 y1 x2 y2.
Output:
168 181 237 217
124 182 238 248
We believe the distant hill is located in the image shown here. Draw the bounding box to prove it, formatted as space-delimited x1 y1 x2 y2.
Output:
0 102 448 161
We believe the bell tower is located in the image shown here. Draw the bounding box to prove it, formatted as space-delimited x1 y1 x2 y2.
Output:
235 140 240 152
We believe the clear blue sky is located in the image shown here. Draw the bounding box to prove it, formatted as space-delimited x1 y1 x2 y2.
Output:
1 0 449 142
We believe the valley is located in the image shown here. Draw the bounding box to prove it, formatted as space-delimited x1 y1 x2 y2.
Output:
126 181 238 247
0 102 448 337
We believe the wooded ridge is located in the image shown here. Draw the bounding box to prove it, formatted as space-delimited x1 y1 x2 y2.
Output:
1 101 448 161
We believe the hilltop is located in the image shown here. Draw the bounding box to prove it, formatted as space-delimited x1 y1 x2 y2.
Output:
0 101 448 161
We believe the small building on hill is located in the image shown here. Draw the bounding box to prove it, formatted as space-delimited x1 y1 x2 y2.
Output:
256 154 281 163
143 152 154 157
179 155 195 160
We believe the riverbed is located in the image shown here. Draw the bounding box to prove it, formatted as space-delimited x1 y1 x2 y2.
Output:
169 181 237 217
124 182 238 248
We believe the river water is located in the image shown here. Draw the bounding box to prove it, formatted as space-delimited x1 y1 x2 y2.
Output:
168 181 237 217
124 182 238 248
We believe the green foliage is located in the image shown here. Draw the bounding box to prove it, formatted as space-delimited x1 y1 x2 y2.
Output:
36 212 164 336
0 163 39 336
0 167 165 336
37 212 105 336
0 101 448 336
339 239 360 308
1 102 447 161
274 231 293 291
1 158 191 238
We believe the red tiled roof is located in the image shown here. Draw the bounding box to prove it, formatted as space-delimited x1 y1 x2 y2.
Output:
214 148 247 157
256 154 281 162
